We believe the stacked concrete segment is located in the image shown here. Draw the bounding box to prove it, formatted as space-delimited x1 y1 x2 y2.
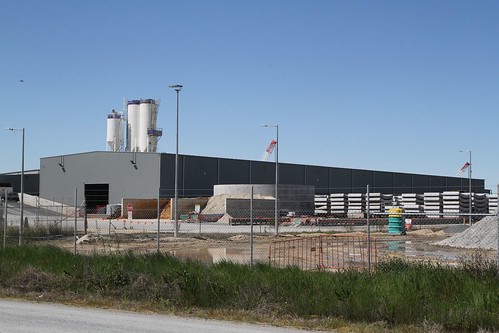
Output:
347 193 365 218
424 192 442 217
401 193 424 214
460 193 472 214
488 194 498 214
367 193 382 212
330 193 347 216
442 191 462 217
314 195 329 215
473 193 488 214
367 193 393 213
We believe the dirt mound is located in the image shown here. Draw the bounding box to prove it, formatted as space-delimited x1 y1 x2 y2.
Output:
436 216 498 250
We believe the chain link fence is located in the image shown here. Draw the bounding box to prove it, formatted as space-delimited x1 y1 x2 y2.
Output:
1 186 498 272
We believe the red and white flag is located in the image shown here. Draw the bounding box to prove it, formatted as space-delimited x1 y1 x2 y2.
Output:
457 162 470 176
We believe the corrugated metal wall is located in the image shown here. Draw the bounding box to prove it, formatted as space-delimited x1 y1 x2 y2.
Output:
35 151 486 202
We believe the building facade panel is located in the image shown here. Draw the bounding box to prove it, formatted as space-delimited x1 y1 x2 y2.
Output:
352 169 374 192
250 160 276 184
279 163 305 186
330 167 352 193
40 152 160 206
182 156 218 197
373 171 393 194
305 165 329 194
218 158 250 185
429 176 446 193
393 173 413 194
36 152 487 205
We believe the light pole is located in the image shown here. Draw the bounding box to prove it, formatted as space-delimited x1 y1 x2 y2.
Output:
459 149 472 224
169 84 182 237
6 127 25 245
261 124 279 235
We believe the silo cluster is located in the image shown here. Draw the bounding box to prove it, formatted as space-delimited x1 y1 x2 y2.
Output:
106 99 163 152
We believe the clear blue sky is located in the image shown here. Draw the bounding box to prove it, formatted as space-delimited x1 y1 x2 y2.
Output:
1 1 499 190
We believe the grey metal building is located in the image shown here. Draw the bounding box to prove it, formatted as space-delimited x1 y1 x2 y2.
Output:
38 151 485 211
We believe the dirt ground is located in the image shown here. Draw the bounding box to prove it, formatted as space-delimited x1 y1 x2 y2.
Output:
42 227 498 267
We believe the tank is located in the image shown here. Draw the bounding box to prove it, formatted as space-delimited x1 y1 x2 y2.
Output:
106 112 124 151
139 99 155 152
127 100 141 152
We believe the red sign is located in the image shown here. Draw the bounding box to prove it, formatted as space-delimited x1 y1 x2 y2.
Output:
127 204 133 212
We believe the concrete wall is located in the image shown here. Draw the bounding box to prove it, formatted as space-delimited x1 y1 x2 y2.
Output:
40 151 161 205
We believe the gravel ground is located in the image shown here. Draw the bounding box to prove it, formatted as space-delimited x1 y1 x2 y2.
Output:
436 216 499 250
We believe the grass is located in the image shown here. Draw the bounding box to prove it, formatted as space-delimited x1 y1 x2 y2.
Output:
0 223 73 246
0 245 497 332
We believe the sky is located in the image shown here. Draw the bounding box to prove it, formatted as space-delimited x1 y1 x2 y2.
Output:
1 1 499 190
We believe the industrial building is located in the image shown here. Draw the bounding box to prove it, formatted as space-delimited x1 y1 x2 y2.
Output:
37 151 485 212
0 97 486 213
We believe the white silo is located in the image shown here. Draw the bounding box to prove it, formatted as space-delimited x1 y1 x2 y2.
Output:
127 100 141 152
106 110 124 151
139 99 154 152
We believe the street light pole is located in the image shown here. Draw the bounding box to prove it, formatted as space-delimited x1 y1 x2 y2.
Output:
6 127 25 245
262 124 279 235
169 84 182 238
459 150 472 225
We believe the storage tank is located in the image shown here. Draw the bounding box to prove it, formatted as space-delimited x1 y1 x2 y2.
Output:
139 99 155 152
127 100 141 152
106 111 124 151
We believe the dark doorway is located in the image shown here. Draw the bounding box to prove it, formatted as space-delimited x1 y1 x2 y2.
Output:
84 184 109 214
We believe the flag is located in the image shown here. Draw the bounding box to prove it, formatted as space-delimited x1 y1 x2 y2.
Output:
457 162 470 176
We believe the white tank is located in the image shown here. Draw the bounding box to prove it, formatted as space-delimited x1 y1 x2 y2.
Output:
106 112 124 151
139 99 155 152
127 100 141 152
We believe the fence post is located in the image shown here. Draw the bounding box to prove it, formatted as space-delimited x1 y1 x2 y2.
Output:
367 185 371 272
496 184 499 277
157 187 160 253
250 186 254 266
73 188 77 256
3 191 7 249
84 200 88 235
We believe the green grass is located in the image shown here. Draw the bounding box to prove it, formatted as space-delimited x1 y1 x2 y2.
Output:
0 245 498 332
0 224 73 246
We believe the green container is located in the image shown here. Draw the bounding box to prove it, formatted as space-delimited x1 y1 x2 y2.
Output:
388 216 405 234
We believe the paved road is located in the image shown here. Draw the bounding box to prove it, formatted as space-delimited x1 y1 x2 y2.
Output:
0 299 323 333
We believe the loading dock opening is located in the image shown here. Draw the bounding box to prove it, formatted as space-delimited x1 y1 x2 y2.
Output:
84 183 109 214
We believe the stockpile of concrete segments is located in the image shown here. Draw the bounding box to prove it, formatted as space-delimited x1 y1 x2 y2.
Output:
330 193 347 215
347 193 365 217
314 195 328 214
401 193 424 214
314 192 498 216
424 192 442 217
436 215 499 250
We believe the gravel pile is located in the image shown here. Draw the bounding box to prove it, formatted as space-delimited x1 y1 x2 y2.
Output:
436 216 498 250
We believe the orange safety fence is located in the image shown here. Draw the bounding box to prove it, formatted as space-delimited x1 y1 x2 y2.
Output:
268 234 377 271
